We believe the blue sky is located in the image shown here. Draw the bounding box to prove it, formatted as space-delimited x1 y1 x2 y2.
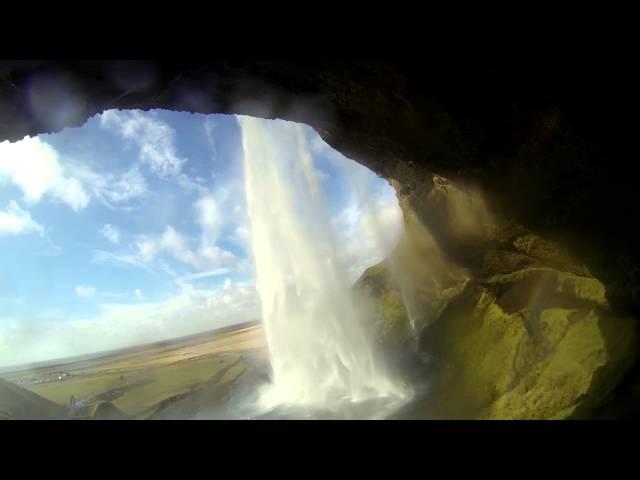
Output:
0 110 402 367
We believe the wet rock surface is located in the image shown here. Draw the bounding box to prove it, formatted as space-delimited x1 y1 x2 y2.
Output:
356 174 637 418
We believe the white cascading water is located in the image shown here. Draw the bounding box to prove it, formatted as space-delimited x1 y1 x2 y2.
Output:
238 116 411 418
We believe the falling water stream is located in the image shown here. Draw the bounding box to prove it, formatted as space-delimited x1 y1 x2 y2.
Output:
238 116 412 419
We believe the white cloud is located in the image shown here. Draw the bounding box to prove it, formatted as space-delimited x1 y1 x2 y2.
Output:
75 285 96 298
132 225 239 271
100 224 121 244
333 196 403 283
176 173 207 195
134 288 144 300
0 137 90 211
102 167 148 203
134 235 161 262
74 287 132 300
68 162 148 208
156 226 190 263
0 280 259 367
96 222 239 275
0 201 44 236
92 250 153 271
194 185 247 245
193 187 249 258
157 260 178 277
100 110 186 177
203 116 218 162
0 137 60 203
175 270 231 288
328 159 404 283
199 245 237 268
204 117 216 146
233 225 250 250
195 194 223 243
0 136 147 213
51 177 90 211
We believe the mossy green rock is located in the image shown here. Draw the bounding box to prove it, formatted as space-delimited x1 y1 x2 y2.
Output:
418 284 636 419
358 174 637 419
355 232 468 345
482 308 633 419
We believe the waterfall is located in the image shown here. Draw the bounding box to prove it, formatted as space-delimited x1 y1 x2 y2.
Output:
238 116 411 417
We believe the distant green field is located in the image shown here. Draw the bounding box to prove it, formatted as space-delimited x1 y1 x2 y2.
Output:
1 324 263 419
27 372 125 405
112 355 241 416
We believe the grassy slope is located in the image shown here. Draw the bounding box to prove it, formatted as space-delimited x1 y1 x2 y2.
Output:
1 325 264 419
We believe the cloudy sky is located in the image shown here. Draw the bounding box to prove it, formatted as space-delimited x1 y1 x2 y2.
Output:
0 110 402 368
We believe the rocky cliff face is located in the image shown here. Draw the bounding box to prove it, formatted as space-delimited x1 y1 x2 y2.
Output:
1 60 637 418
356 174 637 418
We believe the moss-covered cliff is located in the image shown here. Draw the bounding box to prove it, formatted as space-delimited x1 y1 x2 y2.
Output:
356 174 637 419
